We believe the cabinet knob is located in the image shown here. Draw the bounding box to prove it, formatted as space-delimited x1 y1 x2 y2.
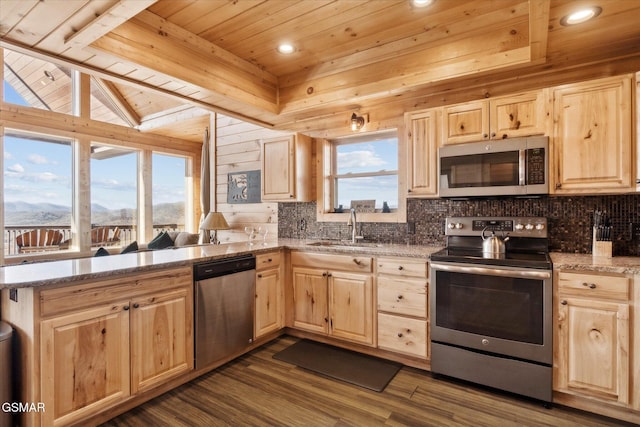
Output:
268 258 272 262
133 303 139 309
322 272 327 277
491 132 496 138
560 300 568 305
353 259 362 265
398 266 404 270
397 333 403 338
397 295 403 300
483 133 489 138
327 273 332 277
257 274 263 278
582 282 597 289
123 305 130 311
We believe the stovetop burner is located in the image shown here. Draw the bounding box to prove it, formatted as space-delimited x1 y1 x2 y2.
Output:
430 247 552 269
433 216 552 270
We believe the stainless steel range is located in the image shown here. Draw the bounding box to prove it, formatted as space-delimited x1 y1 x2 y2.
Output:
430 217 553 403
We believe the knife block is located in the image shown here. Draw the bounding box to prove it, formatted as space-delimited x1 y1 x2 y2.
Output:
592 227 612 258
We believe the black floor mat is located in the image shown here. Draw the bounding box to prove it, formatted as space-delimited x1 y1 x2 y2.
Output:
273 339 402 392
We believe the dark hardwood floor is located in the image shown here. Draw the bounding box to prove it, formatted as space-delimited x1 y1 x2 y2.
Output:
101 336 630 426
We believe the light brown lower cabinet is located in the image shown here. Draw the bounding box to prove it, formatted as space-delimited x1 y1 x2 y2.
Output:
255 251 284 339
376 257 429 359
554 270 634 412
3 267 193 427
290 251 374 346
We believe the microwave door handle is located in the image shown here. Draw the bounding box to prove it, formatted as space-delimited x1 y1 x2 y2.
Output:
519 149 526 186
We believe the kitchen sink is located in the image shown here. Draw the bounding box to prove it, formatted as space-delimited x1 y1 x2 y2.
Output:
306 241 383 248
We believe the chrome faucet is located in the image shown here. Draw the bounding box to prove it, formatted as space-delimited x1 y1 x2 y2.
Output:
347 208 362 243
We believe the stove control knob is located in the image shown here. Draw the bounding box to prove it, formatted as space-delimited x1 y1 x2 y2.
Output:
525 223 534 230
535 223 545 231
455 222 463 229
515 223 524 231
447 223 455 229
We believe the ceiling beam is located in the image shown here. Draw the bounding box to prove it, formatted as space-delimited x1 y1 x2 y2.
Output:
89 11 279 115
64 0 158 49
92 77 141 127
137 105 208 132
529 0 550 61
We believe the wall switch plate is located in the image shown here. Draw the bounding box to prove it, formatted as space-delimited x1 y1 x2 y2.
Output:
9 288 18 302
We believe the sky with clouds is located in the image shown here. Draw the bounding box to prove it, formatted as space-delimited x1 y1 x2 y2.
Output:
3 81 186 210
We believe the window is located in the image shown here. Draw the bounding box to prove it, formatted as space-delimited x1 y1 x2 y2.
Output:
3 49 72 115
318 130 406 223
152 153 189 231
332 132 398 212
3 130 73 255
91 143 138 248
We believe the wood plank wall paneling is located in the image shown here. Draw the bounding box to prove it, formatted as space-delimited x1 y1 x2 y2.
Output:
215 114 289 243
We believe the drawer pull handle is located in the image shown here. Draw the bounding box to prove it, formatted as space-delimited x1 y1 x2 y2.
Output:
353 259 362 265
582 282 597 289
561 300 568 305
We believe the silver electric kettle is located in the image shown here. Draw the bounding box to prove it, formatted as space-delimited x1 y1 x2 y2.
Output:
481 226 510 257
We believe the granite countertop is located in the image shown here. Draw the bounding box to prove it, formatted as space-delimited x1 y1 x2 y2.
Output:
550 252 640 275
0 239 443 289
2 240 637 289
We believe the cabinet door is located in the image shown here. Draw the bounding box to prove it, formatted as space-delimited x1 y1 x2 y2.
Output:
292 267 329 333
255 267 283 338
406 109 439 196
329 271 374 345
552 75 633 193
556 297 629 405
41 302 130 427
262 136 295 200
130 287 193 394
489 91 547 139
442 101 488 145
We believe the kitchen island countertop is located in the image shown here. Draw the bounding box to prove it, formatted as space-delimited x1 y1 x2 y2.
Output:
0 239 443 289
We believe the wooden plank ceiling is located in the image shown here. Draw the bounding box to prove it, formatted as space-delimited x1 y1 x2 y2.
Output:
1 0 640 140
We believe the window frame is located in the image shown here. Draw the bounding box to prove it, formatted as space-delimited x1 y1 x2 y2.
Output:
316 129 407 224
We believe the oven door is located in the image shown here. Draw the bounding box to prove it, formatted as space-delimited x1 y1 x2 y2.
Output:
430 261 552 364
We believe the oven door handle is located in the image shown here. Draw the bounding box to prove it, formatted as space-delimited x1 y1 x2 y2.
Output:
430 262 551 279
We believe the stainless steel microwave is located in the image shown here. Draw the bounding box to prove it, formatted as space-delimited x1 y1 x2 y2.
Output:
438 136 549 197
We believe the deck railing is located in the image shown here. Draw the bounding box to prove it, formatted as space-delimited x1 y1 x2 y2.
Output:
3 224 180 256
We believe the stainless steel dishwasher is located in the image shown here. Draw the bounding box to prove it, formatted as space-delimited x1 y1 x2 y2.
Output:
194 254 256 369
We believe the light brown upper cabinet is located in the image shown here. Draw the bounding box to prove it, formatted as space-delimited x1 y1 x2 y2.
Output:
551 75 635 194
442 90 548 145
405 108 440 197
261 133 313 201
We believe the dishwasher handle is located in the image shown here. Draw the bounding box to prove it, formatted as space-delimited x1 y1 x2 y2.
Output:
194 254 256 281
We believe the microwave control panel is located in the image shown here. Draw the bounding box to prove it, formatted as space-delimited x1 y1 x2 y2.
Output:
526 148 546 185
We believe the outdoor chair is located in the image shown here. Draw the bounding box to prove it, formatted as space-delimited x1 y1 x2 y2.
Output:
91 226 121 247
16 229 64 253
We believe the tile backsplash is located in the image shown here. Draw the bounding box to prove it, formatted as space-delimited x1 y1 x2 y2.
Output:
279 194 640 256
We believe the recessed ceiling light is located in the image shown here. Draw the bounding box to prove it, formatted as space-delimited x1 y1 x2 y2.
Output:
560 6 602 26
412 0 434 8
277 43 295 54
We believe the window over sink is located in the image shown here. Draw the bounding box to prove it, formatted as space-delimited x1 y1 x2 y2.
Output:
317 130 407 223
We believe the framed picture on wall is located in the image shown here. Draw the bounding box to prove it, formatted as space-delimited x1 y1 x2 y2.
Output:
227 170 261 203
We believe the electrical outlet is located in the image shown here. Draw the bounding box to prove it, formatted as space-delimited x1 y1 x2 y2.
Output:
407 222 416 234
9 288 18 302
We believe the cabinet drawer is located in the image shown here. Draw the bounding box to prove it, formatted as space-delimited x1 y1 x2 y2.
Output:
377 276 427 318
291 251 372 273
40 267 192 317
377 313 427 358
377 257 427 278
557 271 630 301
256 252 281 270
